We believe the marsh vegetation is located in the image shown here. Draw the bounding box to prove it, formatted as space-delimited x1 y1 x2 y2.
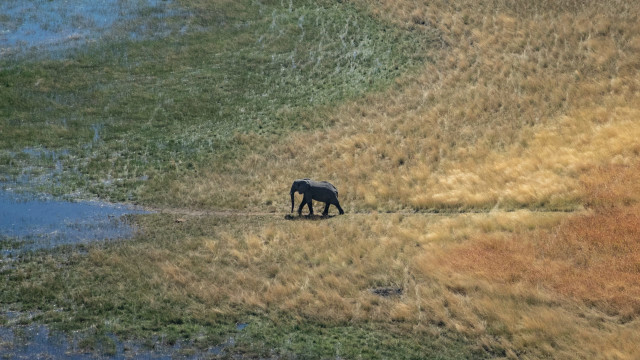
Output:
2 0 640 358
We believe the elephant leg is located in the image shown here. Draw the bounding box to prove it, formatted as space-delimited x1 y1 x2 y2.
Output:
322 202 330 216
297 201 305 216
301 194 313 216
334 201 345 215
307 200 314 216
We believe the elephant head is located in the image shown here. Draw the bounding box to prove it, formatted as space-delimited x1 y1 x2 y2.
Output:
290 179 310 213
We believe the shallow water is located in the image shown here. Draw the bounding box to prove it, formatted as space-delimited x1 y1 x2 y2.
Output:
0 324 85 360
0 323 185 359
0 190 148 253
0 314 250 359
0 0 177 58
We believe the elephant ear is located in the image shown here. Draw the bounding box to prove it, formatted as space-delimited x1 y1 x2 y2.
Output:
300 179 311 192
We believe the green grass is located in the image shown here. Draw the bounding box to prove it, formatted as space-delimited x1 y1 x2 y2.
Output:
0 236 27 252
0 1 457 357
0 0 433 203
235 318 477 359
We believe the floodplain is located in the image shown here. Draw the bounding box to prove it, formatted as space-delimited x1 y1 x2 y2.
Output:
2 0 640 358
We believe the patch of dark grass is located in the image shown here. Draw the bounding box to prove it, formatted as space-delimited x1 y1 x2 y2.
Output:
231 317 479 359
0 236 27 252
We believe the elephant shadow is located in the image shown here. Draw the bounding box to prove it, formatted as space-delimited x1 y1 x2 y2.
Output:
284 214 337 221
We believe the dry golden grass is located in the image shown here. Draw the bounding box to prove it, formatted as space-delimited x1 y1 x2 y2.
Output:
128 167 640 357
445 164 640 315
146 214 440 322
120 210 580 354
436 163 640 357
582 163 640 209
150 0 640 357
118 206 639 358
171 0 640 214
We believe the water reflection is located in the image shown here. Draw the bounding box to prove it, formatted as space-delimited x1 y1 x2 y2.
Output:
0 190 148 253
0 0 178 58
0 313 250 358
0 322 185 359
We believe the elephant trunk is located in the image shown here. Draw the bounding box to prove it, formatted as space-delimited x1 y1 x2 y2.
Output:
290 191 295 213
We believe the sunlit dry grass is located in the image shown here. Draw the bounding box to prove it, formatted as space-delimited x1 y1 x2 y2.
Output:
173 0 640 213
139 0 640 357
135 214 442 322
437 163 640 357
92 210 568 355
83 203 633 357
445 163 640 313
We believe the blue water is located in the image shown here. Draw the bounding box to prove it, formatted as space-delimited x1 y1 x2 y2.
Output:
0 314 251 358
0 323 191 359
0 190 149 252
0 0 176 58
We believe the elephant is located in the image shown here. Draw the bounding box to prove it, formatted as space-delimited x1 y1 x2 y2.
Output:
290 178 345 216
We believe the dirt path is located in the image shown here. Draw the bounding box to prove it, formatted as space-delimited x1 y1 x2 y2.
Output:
145 206 280 217
144 206 577 219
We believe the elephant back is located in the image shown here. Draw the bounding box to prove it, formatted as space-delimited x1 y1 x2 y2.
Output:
314 180 338 196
